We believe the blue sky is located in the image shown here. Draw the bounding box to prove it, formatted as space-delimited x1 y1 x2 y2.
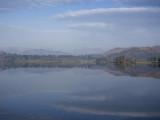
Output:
0 0 160 52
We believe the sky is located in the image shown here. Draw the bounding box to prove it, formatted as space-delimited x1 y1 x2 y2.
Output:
0 0 160 52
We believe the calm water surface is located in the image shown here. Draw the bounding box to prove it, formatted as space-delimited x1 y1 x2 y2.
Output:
0 67 160 120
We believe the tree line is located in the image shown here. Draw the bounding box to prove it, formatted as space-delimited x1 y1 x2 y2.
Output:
96 55 160 65
0 54 96 68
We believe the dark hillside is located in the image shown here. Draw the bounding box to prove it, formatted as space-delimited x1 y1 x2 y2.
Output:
104 46 160 59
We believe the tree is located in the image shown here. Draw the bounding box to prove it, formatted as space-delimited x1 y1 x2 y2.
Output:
115 55 126 63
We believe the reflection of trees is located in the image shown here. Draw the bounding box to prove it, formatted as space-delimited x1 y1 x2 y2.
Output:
102 63 160 79
148 62 160 69
114 63 126 70
0 63 97 70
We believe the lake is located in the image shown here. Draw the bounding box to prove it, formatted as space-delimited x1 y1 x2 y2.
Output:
0 65 160 120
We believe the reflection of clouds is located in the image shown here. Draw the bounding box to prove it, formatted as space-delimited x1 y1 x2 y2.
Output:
67 90 115 101
134 88 146 95
54 104 160 117
72 68 105 76
1 67 160 119
68 95 106 101
53 89 160 117
0 89 70 99
0 108 66 120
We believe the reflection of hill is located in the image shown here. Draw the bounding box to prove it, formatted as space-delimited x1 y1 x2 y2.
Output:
101 64 160 79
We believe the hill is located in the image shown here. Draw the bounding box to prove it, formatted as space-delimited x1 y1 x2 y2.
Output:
0 51 4 55
0 51 6 56
21 49 67 55
104 48 129 56
0 47 68 55
72 47 105 55
103 46 160 59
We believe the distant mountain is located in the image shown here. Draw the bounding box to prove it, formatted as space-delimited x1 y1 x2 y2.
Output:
0 51 5 55
0 47 27 54
21 49 67 55
103 46 160 59
73 47 106 55
0 47 68 55
0 50 7 56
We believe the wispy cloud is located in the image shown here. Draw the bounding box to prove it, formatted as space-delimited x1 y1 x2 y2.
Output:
113 0 160 7
0 8 13 11
53 7 160 19
52 7 160 46
0 0 101 12
69 23 107 28
68 23 109 33
0 23 69 33
53 7 160 28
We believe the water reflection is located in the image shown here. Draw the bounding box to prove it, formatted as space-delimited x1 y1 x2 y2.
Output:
55 90 160 117
102 64 160 79
0 66 160 120
0 63 160 79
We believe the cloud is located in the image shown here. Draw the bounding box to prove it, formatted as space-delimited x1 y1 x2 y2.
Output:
52 7 160 48
53 7 160 29
113 0 160 7
53 7 159 19
69 23 107 28
53 7 160 21
0 8 13 12
0 23 69 33
0 0 101 12
69 23 108 32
